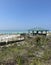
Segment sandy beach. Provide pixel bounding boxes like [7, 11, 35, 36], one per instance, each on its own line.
[0, 34, 24, 44]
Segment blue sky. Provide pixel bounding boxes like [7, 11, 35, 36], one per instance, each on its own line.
[0, 0, 51, 30]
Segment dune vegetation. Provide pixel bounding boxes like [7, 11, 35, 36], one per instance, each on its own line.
[0, 35, 51, 65]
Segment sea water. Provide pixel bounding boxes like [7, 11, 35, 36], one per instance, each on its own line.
[0, 30, 28, 34]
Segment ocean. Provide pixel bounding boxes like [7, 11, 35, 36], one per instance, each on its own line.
[0, 30, 28, 34]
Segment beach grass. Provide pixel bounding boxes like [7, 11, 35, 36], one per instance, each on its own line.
[0, 35, 51, 65]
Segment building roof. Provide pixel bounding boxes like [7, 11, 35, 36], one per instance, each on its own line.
[28, 27, 48, 31]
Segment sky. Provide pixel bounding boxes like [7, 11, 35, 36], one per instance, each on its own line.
[0, 0, 51, 30]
